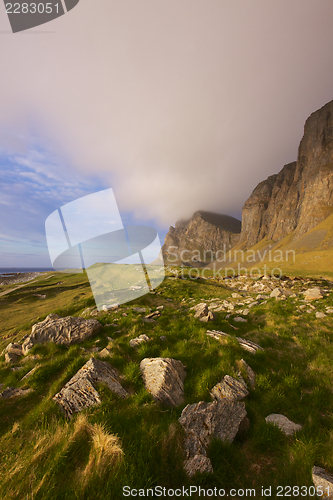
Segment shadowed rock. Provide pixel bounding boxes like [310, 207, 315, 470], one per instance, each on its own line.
[140, 357, 186, 407]
[53, 357, 128, 418]
[0, 386, 33, 399]
[22, 314, 103, 354]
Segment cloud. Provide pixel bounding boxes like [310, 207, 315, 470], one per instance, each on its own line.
[0, 0, 333, 236]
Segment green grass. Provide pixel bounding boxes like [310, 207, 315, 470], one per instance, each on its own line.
[0, 270, 333, 498]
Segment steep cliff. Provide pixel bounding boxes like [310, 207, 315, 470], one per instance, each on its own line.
[162, 211, 241, 265]
[240, 100, 333, 248]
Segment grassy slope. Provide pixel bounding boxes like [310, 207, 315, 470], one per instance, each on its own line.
[1, 271, 333, 498]
[205, 213, 333, 279]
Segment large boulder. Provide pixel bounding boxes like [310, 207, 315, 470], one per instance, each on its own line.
[179, 400, 248, 476]
[53, 357, 128, 418]
[22, 314, 102, 354]
[140, 357, 186, 407]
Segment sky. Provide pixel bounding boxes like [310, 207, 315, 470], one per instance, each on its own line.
[1, 0, 333, 267]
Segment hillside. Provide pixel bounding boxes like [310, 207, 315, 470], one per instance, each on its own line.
[1, 271, 333, 497]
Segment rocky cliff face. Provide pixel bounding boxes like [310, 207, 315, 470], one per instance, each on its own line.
[163, 99, 333, 262]
[162, 211, 241, 265]
[240, 100, 333, 248]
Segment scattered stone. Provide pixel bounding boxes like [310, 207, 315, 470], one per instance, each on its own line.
[210, 375, 249, 402]
[129, 334, 150, 347]
[199, 311, 216, 322]
[316, 312, 327, 319]
[140, 357, 186, 407]
[106, 336, 114, 342]
[122, 313, 128, 317]
[265, 414, 302, 436]
[53, 357, 128, 418]
[233, 317, 247, 323]
[206, 330, 263, 353]
[0, 387, 33, 399]
[156, 305, 164, 310]
[22, 314, 103, 354]
[191, 303, 209, 318]
[101, 304, 119, 311]
[144, 311, 161, 320]
[179, 400, 248, 475]
[4, 343, 23, 363]
[98, 347, 112, 358]
[270, 288, 282, 298]
[312, 467, 333, 498]
[239, 359, 256, 387]
[184, 455, 214, 477]
[32, 293, 46, 299]
[326, 308, 333, 314]
[232, 293, 242, 299]
[20, 365, 39, 381]
[10, 367, 23, 372]
[304, 288, 324, 301]
[132, 308, 147, 313]
[160, 335, 167, 341]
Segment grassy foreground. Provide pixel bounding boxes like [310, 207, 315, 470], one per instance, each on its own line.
[1, 270, 333, 499]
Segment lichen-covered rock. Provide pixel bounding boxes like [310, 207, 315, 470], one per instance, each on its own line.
[265, 414, 302, 435]
[210, 375, 249, 402]
[140, 357, 186, 407]
[312, 467, 333, 498]
[22, 314, 102, 354]
[53, 357, 128, 418]
[179, 400, 248, 475]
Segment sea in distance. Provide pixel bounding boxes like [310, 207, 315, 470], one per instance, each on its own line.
[0, 268, 54, 276]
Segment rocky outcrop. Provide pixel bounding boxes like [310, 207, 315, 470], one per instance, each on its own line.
[140, 357, 186, 407]
[4, 343, 23, 363]
[53, 357, 128, 418]
[162, 211, 241, 265]
[240, 100, 333, 247]
[22, 314, 102, 354]
[312, 467, 333, 498]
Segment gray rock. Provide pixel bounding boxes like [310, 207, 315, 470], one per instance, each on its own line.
[4, 343, 23, 363]
[160, 335, 167, 341]
[132, 307, 148, 313]
[192, 303, 209, 318]
[140, 357, 186, 407]
[265, 414, 302, 435]
[179, 400, 248, 475]
[144, 311, 161, 319]
[206, 330, 263, 353]
[0, 387, 33, 399]
[210, 375, 249, 402]
[22, 314, 102, 354]
[20, 365, 39, 381]
[184, 455, 214, 477]
[312, 467, 333, 498]
[270, 288, 282, 298]
[316, 312, 327, 319]
[199, 311, 216, 322]
[304, 288, 324, 301]
[129, 334, 150, 347]
[53, 357, 128, 418]
[234, 317, 247, 323]
[239, 359, 256, 387]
